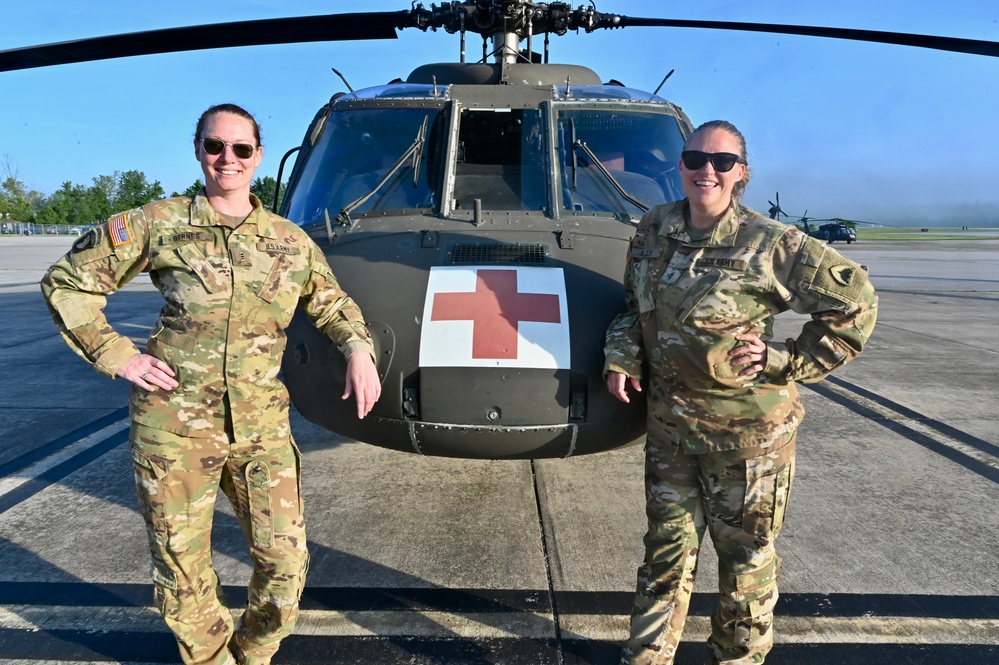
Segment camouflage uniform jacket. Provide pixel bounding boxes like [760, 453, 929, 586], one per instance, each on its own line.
[604, 200, 878, 453]
[41, 192, 376, 439]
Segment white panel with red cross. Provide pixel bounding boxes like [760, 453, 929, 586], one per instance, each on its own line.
[419, 266, 570, 368]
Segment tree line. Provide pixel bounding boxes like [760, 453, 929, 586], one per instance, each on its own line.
[1, 167, 280, 227]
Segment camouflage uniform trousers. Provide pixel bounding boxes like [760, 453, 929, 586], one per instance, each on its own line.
[621, 428, 795, 665]
[130, 422, 309, 665]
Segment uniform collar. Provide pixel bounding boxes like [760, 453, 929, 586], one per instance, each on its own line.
[659, 199, 743, 247]
[190, 191, 278, 239]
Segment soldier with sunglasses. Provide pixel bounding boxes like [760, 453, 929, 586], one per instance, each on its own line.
[41, 103, 381, 665]
[605, 120, 878, 665]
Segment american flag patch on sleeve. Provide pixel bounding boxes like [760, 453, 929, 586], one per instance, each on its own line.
[108, 215, 132, 246]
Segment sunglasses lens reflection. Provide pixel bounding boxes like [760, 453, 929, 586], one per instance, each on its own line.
[713, 154, 738, 172]
[681, 151, 708, 170]
[202, 138, 225, 155]
[232, 144, 255, 159]
[201, 138, 255, 159]
[681, 151, 740, 173]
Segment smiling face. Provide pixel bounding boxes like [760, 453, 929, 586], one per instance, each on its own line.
[195, 112, 262, 200]
[679, 126, 747, 226]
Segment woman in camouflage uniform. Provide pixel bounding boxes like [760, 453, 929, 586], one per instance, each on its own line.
[605, 120, 877, 664]
[41, 103, 381, 665]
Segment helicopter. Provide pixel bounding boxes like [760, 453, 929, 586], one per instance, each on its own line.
[771, 192, 879, 242]
[3, 2, 997, 459]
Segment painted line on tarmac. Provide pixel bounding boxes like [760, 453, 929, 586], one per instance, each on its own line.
[0, 417, 129, 514]
[0, 631, 994, 665]
[563, 615, 999, 645]
[5, 583, 995, 619]
[1, 586, 996, 663]
[1, 604, 998, 645]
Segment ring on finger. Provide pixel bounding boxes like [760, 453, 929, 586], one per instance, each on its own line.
[141, 372, 149, 380]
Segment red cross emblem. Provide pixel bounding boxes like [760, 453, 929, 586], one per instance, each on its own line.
[430, 269, 561, 359]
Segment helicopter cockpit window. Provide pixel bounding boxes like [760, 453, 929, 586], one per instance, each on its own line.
[451, 108, 546, 212]
[555, 109, 686, 217]
[283, 107, 439, 225]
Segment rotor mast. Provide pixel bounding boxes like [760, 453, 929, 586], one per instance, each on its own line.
[408, 1, 624, 65]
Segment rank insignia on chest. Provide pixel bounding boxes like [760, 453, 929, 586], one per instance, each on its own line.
[108, 215, 132, 247]
[230, 247, 253, 266]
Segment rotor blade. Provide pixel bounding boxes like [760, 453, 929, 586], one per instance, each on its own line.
[832, 218, 884, 226]
[611, 17, 999, 58]
[0, 12, 407, 72]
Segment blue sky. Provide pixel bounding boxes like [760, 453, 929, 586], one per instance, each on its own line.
[2, 0, 998, 226]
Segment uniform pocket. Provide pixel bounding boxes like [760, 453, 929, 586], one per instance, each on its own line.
[257, 254, 290, 303]
[174, 244, 230, 294]
[129, 446, 179, 591]
[673, 271, 722, 324]
[290, 437, 305, 518]
[634, 260, 656, 314]
[149, 324, 198, 353]
[742, 457, 794, 539]
[245, 460, 275, 549]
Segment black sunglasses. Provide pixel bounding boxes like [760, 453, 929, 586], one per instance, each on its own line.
[199, 137, 257, 160]
[680, 150, 744, 173]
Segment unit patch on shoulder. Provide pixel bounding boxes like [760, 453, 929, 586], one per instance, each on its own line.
[71, 226, 104, 253]
[108, 215, 132, 247]
[829, 265, 856, 287]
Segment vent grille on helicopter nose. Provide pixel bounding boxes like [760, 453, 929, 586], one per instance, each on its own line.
[449, 243, 548, 265]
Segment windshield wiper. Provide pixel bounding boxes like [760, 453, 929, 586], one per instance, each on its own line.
[569, 118, 578, 190]
[571, 139, 650, 213]
[412, 115, 429, 188]
[336, 118, 429, 226]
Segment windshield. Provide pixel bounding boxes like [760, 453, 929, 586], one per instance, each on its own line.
[554, 109, 686, 217]
[451, 108, 547, 212]
[284, 107, 440, 225]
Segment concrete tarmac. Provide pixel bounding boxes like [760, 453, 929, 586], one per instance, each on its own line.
[1, 235, 997, 664]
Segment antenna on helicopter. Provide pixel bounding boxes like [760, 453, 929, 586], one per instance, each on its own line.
[331, 67, 354, 93]
[653, 69, 675, 96]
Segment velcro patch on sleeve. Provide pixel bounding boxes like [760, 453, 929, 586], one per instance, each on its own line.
[798, 250, 867, 306]
[257, 241, 301, 255]
[108, 215, 133, 247]
[54, 296, 94, 330]
[70, 226, 114, 266]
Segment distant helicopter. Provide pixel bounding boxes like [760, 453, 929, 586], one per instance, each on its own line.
[3, 2, 996, 458]
[771, 192, 877, 242]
